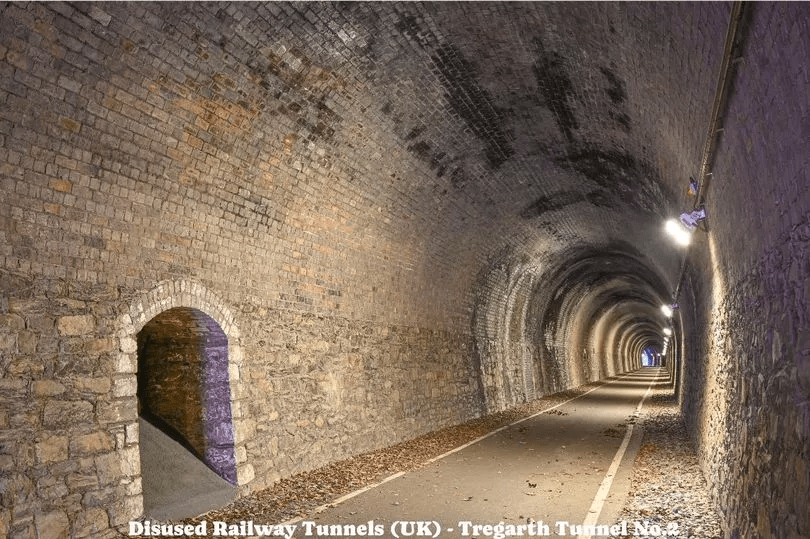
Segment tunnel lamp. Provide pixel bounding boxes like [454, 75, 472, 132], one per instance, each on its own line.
[661, 304, 674, 317]
[665, 219, 693, 246]
[663, 328, 672, 336]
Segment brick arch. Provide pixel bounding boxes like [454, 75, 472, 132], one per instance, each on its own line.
[116, 279, 254, 503]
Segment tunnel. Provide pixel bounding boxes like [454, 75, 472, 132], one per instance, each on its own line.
[0, 2, 808, 538]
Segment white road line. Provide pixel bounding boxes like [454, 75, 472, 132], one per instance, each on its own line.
[278, 371, 642, 527]
[576, 371, 659, 539]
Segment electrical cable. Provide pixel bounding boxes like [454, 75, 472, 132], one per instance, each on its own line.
[670, 1, 746, 306]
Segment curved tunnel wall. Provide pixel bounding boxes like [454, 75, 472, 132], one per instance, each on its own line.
[675, 3, 810, 536]
[0, 2, 807, 537]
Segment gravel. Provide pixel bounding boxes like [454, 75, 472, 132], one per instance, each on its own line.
[153, 380, 723, 538]
[611, 389, 724, 539]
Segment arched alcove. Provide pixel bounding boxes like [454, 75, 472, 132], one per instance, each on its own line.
[137, 307, 237, 484]
[116, 279, 251, 520]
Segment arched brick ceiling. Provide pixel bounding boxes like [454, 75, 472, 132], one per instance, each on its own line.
[192, 1, 730, 370]
[10, 1, 732, 373]
[274, 1, 730, 338]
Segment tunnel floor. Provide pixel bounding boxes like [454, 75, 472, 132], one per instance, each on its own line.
[293, 369, 665, 538]
[139, 417, 237, 521]
[178, 369, 722, 538]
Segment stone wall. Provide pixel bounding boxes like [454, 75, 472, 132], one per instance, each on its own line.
[677, 3, 810, 537]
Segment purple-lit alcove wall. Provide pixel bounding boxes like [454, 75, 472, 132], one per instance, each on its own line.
[137, 307, 237, 484]
[198, 312, 238, 485]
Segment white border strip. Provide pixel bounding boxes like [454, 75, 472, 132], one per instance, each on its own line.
[280, 371, 641, 527]
[576, 372, 659, 539]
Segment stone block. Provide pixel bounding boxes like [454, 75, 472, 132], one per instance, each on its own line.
[96, 399, 137, 424]
[31, 379, 66, 396]
[125, 422, 138, 445]
[118, 336, 137, 353]
[0, 377, 28, 393]
[66, 472, 99, 490]
[35, 435, 68, 464]
[71, 507, 108, 538]
[0, 332, 15, 352]
[42, 400, 93, 427]
[115, 353, 136, 373]
[81, 486, 117, 508]
[112, 375, 136, 397]
[56, 315, 95, 336]
[111, 495, 142, 526]
[94, 451, 122, 486]
[17, 331, 36, 354]
[87, 338, 114, 354]
[70, 431, 114, 455]
[233, 418, 256, 441]
[74, 376, 111, 394]
[0, 313, 24, 330]
[237, 463, 255, 485]
[119, 445, 140, 477]
[87, 5, 112, 26]
[25, 314, 55, 334]
[124, 476, 141, 496]
[36, 477, 68, 500]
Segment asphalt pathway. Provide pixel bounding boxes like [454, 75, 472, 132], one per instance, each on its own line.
[139, 417, 237, 521]
[288, 368, 668, 539]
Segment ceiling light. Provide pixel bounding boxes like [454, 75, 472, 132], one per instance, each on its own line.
[661, 304, 673, 317]
[663, 328, 672, 336]
[665, 219, 692, 246]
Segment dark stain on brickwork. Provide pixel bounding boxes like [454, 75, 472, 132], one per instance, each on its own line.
[558, 149, 637, 190]
[406, 125, 425, 140]
[450, 166, 470, 190]
[600, 66, 626, 105]
[407, 140, 448, 173]
[407, 140, 432, 160]
[611, 111, 631, 133]
[558, 148, 664, 213]
[520, 189, 616, 218]
[531, 39, 579, 143]
[521, 191, 586, 217]
[395, 14, 434, 49]
[521, 147, 664, 217]
[431, 44, 515, 169]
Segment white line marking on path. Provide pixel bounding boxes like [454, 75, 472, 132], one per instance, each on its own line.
[279, 371, 644, 527]
[576, 371, 660, 539]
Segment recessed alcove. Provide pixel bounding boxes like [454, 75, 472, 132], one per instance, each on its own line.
[137, 307, 238, 517]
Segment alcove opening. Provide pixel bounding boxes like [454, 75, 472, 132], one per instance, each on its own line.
[137, 307, 237, 486]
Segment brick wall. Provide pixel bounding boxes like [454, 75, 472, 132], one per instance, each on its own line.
[0, 3, 486, 535]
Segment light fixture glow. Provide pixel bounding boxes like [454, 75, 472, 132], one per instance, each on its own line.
[661, 304, 674, 317]
[663, 328, 672, 336]
[665, 219, 693, 246]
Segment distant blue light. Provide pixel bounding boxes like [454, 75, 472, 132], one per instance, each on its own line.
[641, 347, 658, 367]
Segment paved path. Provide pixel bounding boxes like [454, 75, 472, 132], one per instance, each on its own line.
[139, 417, 236, 521]
[288, 368, 667, 539]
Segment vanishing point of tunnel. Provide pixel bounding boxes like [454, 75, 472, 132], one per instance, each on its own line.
[1, 2, 808, 538]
